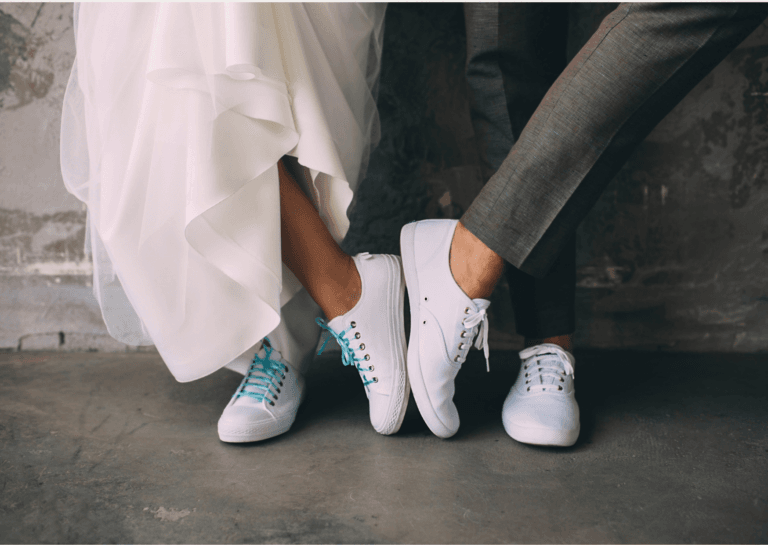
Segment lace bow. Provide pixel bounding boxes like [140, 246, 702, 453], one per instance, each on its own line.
[463, 299, 491, 372]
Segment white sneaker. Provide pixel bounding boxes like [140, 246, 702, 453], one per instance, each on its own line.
[317, 253, 409, 435]
[502, 343, 580, 446]
[400, 219, 490, 439]
[218, 338, 305, 443]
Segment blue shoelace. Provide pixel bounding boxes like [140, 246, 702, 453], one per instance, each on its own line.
[316, 317, 375, 390]
[234, 337, 287, 404]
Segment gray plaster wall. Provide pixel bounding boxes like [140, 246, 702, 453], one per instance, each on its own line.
[1, 3, 767, 353]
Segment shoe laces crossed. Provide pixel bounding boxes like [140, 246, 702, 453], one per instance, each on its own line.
[316, 317, 376, 390]
[519, 345, 574, 394]
[458, 300, 491, 371]
[234, 337, 288, 405]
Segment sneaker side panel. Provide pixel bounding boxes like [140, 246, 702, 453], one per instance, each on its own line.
[400, 222, 458, 439]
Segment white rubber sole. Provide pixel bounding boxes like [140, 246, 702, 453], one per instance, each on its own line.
[502, 419, 580, 447]
[218, 381, 305, 443]
[374, 255, 411, 435]
[218, 411, 298, 443]
[400, 223, 456, 439]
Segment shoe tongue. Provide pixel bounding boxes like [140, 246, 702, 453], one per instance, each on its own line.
[236, 365, 271, 402]
[531, 353, 562, 385]
[235, 393, 267, 408]
[234, 346, 286, 406]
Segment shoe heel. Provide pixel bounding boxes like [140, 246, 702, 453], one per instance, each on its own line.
[382, 253, 410, 435]
[399, 222, 422, 400]
[400, 223, 455, 439]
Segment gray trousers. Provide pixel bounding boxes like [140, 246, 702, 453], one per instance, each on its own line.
[464, 3, 615, 338]
[462, 3, 768, 279]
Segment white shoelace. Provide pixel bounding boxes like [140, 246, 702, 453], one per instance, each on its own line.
[462, 299, 491, 371]
[519, 345, 574, 393]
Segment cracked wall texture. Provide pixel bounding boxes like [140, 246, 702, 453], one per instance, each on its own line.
[1, 3, 767, 353]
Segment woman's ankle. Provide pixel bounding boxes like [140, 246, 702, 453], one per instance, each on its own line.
[318, 254, 362, 321]
[449, 221, 504, 299]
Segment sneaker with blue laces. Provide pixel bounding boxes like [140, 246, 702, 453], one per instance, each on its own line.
[502, 343, 580, 446]
[217, 338, 304, 443]
[317, 252, 409, 435]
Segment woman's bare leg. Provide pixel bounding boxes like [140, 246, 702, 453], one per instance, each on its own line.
[278, 159, 361, 321]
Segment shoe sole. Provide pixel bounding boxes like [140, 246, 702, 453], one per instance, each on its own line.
[374, 254, 411, 436]
[218, 412, 297, 443]
[400, 223, 456, 439]
[218, 380, 305, 443]
[502, 419, 580, 447]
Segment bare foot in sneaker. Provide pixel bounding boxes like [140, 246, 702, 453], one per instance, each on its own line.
[220, 159, 408, 443]
[317, 253, 409, 436]
[279, 163, 408, 436]
[400, 219, 500, 438]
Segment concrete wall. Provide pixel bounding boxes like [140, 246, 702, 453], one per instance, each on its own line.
[0, 4, 111, 351]
[2, 3, 767, 353]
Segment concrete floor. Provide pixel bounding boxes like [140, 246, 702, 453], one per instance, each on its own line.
[1, 349, 767, 543]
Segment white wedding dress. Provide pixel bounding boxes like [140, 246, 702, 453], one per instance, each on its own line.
[61, 3, 386, 382]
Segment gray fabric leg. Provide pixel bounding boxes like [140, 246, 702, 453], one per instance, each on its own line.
[462, 3, 768, 278]
[465, 2, 575, 337]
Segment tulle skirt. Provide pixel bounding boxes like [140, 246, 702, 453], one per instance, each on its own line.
[60, 3, 386, 382]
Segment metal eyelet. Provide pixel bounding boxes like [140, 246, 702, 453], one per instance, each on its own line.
[368, 365, 374, 371]
[423, 320, 427, 325]
[359, 343, 365, 350]
[525, 373, 528, 377]
[355, 332, 361, 339]
[460, 331, 467, 338]
[364, 354, 370, 361]
[454, 355, 461, 362]
[558, 386, 563, 391]
[464, 307, 470, 314]
[526, 387, 530, 392]
[269, 400, 275, 406]
[525, 380, 530, 384]
[350, 321, 356, 328]
[285, 368, 290, 373]
[459, 343, 465, 350]
[279, 381, 283, 386]
[373, 377, 378, 383]
[424, 297, 428, 301]
[560, 377, 564, 382]
[276, 388, 281, 393]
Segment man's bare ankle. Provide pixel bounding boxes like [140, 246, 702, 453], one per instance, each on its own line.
[449, 221, 504, 299]
[526, 335, 574, 352]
